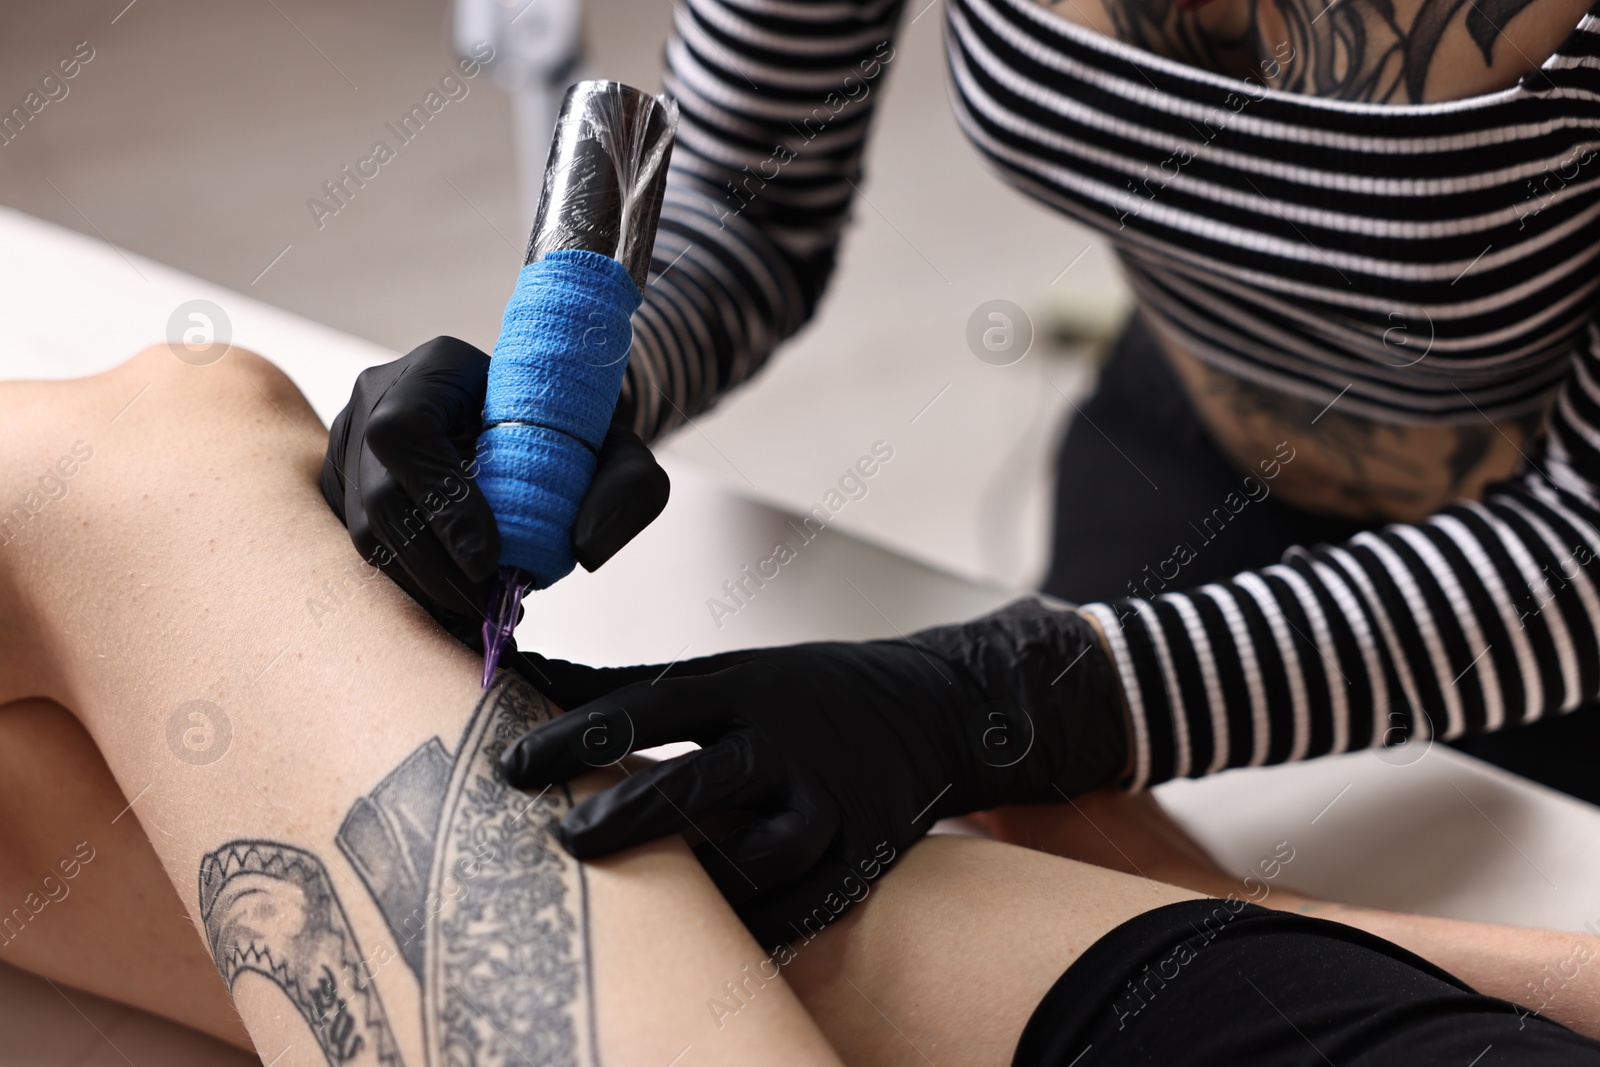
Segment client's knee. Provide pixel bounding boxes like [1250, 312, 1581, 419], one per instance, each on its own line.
[1, 341, 332, 536]
[94, 343, 325, 472]
[116, 342, 317, 430]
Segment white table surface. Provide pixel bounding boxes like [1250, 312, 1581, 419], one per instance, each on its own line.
[4, 205, 1600, 1063]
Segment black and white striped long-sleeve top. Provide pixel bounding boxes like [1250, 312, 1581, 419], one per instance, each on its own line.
[622, 0, 1600, 790]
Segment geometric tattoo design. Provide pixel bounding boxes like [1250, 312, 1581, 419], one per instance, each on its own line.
[201, 676, 596, 1067]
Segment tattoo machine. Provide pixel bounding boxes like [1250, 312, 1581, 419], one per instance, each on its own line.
[475, 80, 677, 686]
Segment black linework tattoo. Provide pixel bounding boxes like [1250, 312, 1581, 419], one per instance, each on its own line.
[201, 677, 597, 1067]
[1103, 0, 1263, 82]
[1272, 0, 1541, 102]
[337, 740, 452, 980]
[200, 842, 405, 1066]
[1090, 0, 1546, 103]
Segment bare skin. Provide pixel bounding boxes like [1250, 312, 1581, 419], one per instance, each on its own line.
[0, 696, 248, 1045]
[1037, 0, 1579, 522]
[1162, 334, 1549, 521]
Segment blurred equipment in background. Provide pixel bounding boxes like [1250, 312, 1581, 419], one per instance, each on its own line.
[453, 0, 586, 232]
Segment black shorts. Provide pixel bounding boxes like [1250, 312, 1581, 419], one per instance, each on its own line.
[1012, 899, 1600, 1066]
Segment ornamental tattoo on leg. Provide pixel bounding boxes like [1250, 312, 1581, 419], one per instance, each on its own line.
[199, 678, 598, 1067]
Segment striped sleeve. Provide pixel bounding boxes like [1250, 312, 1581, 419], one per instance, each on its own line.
[619, 0, 906, 440]
[1082, 322, 1600, 791]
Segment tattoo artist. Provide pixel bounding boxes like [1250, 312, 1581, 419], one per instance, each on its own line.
[319, 0, 1600, 949]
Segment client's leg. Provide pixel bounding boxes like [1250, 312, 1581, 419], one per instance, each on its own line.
[778, 835, 1201, 1066]
[0, 346, 841, 1067]
[0, 696, 249, 1047]
[0, 694, 1208, 1066]
[0, 696, 1204, 1067]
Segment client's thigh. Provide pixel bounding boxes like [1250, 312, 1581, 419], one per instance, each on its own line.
[0, 347, 840, 1067]
[780, 834, 1203, 1067]
[0, 696, 248, 1046]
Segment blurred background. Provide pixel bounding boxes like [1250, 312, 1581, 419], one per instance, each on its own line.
[0, 0, 1129, 593]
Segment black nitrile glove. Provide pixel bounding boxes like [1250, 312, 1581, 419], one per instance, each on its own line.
[321, 335, 670, 628]
[499, 599, 1129, 949]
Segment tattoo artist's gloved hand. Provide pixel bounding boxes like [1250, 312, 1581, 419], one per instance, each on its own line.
[320, 335, 670, 630]
[499, 600, 1129, 948]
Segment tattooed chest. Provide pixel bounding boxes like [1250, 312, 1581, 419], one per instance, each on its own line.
[1046, 0, 1592, 103]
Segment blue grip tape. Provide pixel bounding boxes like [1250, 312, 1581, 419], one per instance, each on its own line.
[478, 248, 643, 587]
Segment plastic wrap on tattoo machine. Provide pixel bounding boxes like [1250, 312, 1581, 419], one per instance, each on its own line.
[477, 81, 678, 686]
[523, 80, 678, 287]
